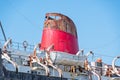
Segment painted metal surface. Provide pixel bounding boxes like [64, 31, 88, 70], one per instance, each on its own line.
[0, 13, 120, 80]
[1, 39, 120, 80]
[40, 13, 79, 54]
[50, 51, 86, 67]
[2, 67, 67, 80]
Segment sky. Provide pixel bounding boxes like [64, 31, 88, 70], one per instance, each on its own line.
[0, 0, 120, 65]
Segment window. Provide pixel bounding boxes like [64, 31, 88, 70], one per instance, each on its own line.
[43, 15, 77, 37]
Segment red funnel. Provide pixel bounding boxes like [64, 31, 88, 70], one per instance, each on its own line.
[40, 13, 79, 55]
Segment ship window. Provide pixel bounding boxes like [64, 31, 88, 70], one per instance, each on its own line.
[66, 24, 71, 33]
[47, 16, 61, 20]
[57, 20, 77, 36]
[71, 26, 76, 36]
[38, 72, 40, 74]
[61, 20, 67, 32]
[44, 15, 77, 37]
[55, 16, 61, 20]
[45, 16, 47, 20]
[48, 16, 55, 20]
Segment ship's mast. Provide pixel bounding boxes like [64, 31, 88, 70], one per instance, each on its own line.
[0, 21, 7, 41]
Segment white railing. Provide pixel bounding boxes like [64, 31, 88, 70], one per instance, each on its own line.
[0, 39, 35, 52]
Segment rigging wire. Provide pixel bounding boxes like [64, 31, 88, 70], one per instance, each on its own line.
[2, 0, 120, 61]
[0, 38, 117, 59]
[0, 21, 7, 41]
[94, 53, 116, 58]
[82, 35, 120, 50]
[7, 0, 43, 30]
[80, 34, 120, 59]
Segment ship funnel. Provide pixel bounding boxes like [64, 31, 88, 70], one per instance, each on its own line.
[40, 13, 79, 54]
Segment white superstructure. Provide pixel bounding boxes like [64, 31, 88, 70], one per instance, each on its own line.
[0, 39, 120, 80]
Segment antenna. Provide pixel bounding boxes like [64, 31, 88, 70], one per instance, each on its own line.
[0, 21, 7, 41]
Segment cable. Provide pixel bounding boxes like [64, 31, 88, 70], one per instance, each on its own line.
[94, 53, 116, 58]
[7, 0, 43, 30]
[0, 21, 7, 41]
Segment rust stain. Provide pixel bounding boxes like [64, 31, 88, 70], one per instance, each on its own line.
[44, 13, 77, 37]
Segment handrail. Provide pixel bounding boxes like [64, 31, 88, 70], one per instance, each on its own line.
[33, 43, 39, 57]
[31, 43, 50, 76]
[32, 56, 50, 76]
[2, 39, 18, 72]
[48, 63, 62, 77]
[112, 56, 120, 76]
[88, 64, 101, 80]
[84, 58, 101, 80]
[86, 51, 94, 58]
[91, 70, 101, 80]
[76, 49, 84, 56]
[2, 54, 18, 70]
[0, 39, 34, 52]
[3, 39, 12, 50]
[45, 45, 63, 77]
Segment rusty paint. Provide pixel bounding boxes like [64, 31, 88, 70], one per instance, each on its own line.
[40, 13, 79, 54]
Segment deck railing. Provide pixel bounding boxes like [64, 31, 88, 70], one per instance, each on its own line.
[0, 39, 35, 52]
